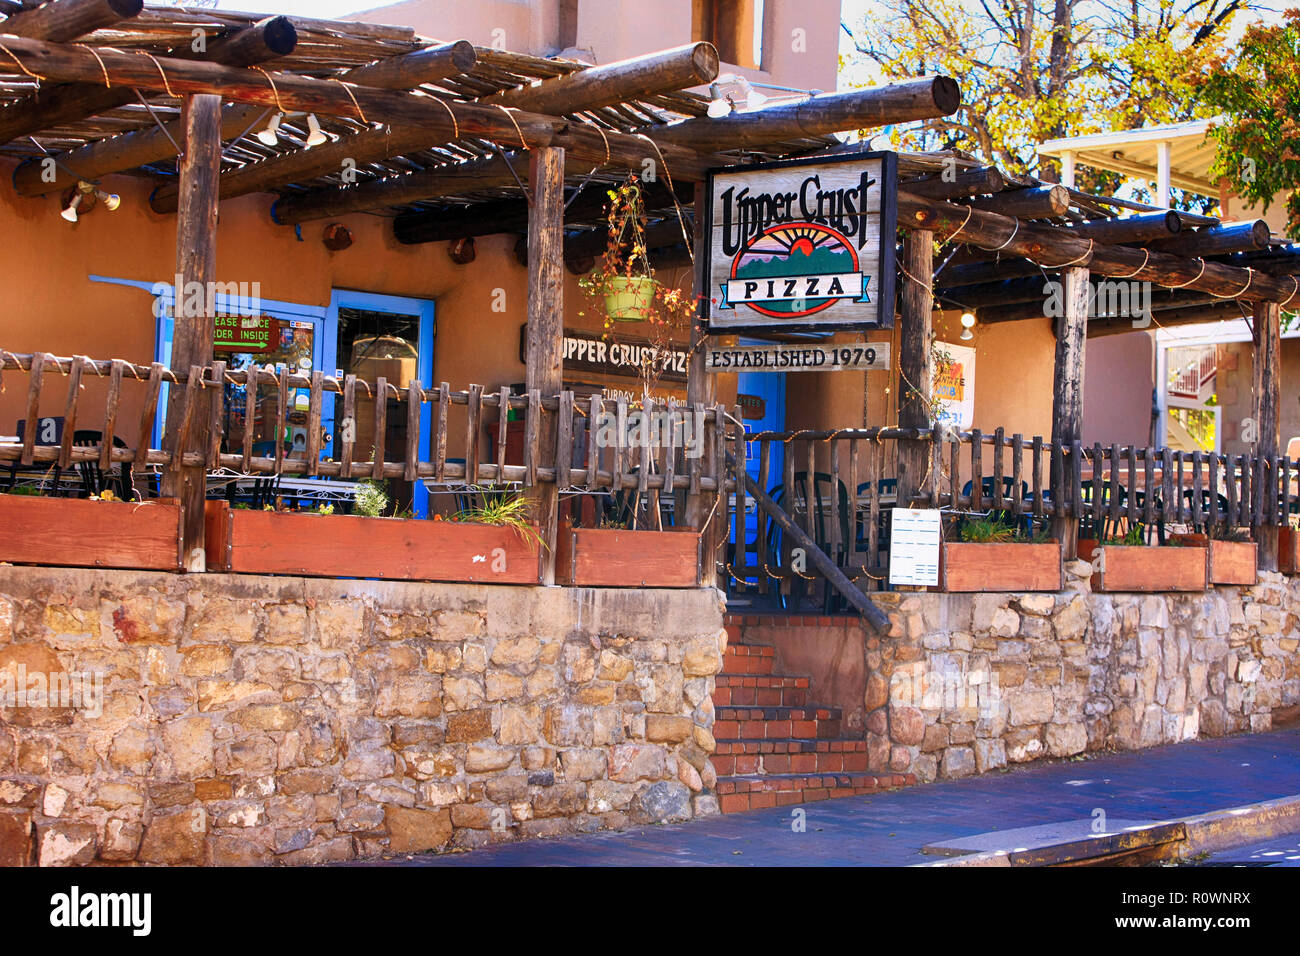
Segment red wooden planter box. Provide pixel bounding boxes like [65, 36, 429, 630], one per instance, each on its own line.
[204, 501, 538, 584]
[1280, 528, 1300, 574]
[555, 522, 700, 588]
[1171, 534, 1257, 586]
[940, 541, 1063, 592]
[0, 494, 182, 571]
[1078, 539, 1208, 592]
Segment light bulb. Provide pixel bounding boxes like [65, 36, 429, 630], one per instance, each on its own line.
[960, 328, 974, 341]
[97, 190, 121, 211]
[960, 311, 977, 329]
[305, 114, 328, 148]
[60, 193, 81, 223]
[706, 84, 731, 118]
[256, 113, 282, 147]
[745, 88, 768, 110]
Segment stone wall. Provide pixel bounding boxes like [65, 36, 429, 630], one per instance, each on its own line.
[733, 561, 1300, 784]
[0, 568, 725, 866]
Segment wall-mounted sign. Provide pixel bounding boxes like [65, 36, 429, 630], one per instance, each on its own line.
[736, 393, 767, 419]
[706, 342, 890, 373]
[703, 150, 897, 334]
[518, 325, 688, 383]
[889, 508, 942, 587]
[933, 342, 976, 429]
[214, 314, 280, 353]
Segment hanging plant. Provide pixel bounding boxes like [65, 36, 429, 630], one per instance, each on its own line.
[578, 175, 699, 331]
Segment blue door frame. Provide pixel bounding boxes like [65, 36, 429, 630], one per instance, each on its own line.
[734, 351, 786, 579]
[326, 290, 436, 518]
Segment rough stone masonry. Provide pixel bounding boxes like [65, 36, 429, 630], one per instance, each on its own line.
[0, 568, 726, 866]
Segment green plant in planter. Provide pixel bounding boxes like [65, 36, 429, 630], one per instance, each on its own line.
[453, 487, 545, 551]
[1103, 525, 1147, 547]
[952, 515, 1050, 544]
[577, 176, 697, 331]
[354, 480, 389, 518]
[1210, 525, 1252, 542]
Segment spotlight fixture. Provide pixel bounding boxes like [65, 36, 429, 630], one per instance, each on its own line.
[97, 189, 121, 211]
[256, 113, 283, 147]
[960, 311, 977, 341]
[60, 192, 82, 223]
[305, 114, 328, 148]
[706, 84, 731, 118]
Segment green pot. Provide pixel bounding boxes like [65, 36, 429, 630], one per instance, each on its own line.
[603, 276, 656, 322]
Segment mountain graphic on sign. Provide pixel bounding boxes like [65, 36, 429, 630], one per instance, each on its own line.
[731, 224, 859, 316]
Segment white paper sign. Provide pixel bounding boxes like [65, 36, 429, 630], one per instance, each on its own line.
[889, 508, 942, 587]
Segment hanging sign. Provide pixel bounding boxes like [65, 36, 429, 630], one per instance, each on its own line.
[214, 314, 280, 353]
[518, 325, 688, 383]
[703, 150, 897, 334]
[889, 508, 942, 587]
[933, 342, 976, 429]
[706, 341, 890, 373]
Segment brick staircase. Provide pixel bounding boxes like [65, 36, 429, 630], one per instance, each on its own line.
[711, 640, 913, 813]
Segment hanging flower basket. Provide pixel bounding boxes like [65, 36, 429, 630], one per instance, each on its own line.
[603, 276, 657, 321]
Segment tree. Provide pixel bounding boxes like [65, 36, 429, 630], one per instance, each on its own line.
[1199, 10, 1300, 239]
[845, 0, 1248, 191]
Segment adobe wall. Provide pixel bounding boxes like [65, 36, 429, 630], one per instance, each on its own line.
[0, 567, 725, 866]
[732, 562, 1300, 782]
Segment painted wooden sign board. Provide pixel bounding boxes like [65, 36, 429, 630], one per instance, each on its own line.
[518, 324, 688, 383]
[889, 508, 942, 587]
[703, 150, 898, 334]
[706, 341, 890, 373]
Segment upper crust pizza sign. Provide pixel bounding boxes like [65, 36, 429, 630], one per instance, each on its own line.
[705, 151, 897, 333]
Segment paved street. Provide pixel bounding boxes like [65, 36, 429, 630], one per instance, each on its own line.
[392, 729, 1300, 866]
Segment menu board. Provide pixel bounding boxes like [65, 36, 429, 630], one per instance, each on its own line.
[888, 509, 942, 587]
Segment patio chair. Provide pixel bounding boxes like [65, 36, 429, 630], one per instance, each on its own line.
[764, 472, 852, 613]
[71, 431, 135, 501]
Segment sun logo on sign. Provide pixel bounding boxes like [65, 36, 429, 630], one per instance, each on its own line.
[721, 222, 870, 318]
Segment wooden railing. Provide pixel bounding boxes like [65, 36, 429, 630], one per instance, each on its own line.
[726, 424, 1295, 602]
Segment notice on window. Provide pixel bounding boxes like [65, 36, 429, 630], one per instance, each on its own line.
[889, 508, 942, 587]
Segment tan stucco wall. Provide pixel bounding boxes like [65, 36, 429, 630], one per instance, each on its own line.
[0, 160, 726, 455]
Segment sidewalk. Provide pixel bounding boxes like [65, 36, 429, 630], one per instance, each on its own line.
[390, 729, 1300, 866]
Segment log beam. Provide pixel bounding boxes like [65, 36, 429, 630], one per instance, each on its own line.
[964, 184, 1069, 219]
[525, 146, 565, 585]
[161, 94, 222, 574]
[152, 41, 722, 215]
[649, 76, 960, 151]
[1253, 299, 1281, 572]
[1066, 211, 1182, 244]
[342, 40, 476, 90]
[393, 178, 692, 245]
[1051, 266, 1089, 559]
[904, 165, 1004, 201]
[1143, 220, 1272, 257]
[896, 231, 933, 510]
[899, 190, 1300, 304]
[685, 181, 717, 585]
[1, 0, 141, 41]
[1, 17, 298, 156]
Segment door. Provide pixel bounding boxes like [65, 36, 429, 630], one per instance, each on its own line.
[326, 290, 436, 518]
[733, 357, 786, 582]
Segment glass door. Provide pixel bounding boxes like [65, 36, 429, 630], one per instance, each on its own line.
[326, 290, 436, 518]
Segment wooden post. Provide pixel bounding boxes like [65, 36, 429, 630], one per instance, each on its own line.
[162, 94, 222, 572]
[524, 146, 565, 585]
[1253, 299, 1282, 572]
[896, 231, 933, 509]
[1051, 265, 1090, 559]
[685, 182, 719, 586]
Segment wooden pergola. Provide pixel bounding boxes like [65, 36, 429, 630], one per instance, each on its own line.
[2, 0, 1297, 590]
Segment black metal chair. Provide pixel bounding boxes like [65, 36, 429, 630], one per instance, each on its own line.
[764, 472, 852, 613]
[71, 431, 135, 500]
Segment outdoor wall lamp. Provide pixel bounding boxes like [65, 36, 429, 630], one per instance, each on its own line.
[60, 181, 120, 223]
[960, 311, 977, 341]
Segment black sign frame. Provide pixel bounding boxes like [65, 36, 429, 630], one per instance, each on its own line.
[702, 149, 898, 335]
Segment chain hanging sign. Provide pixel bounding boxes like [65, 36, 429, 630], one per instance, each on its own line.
[703, 150, 898, 334]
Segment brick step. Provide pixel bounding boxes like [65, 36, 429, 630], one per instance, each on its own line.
[711, 745, 871, 777]
[721, 644, 776, 676]
[717, 772, 914, 813]
[713, 675, 811, 708]
[713, 706, 843, 742]
[713, 738, 868, 755]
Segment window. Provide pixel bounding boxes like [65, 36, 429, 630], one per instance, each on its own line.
[693, 0, 764, 69]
